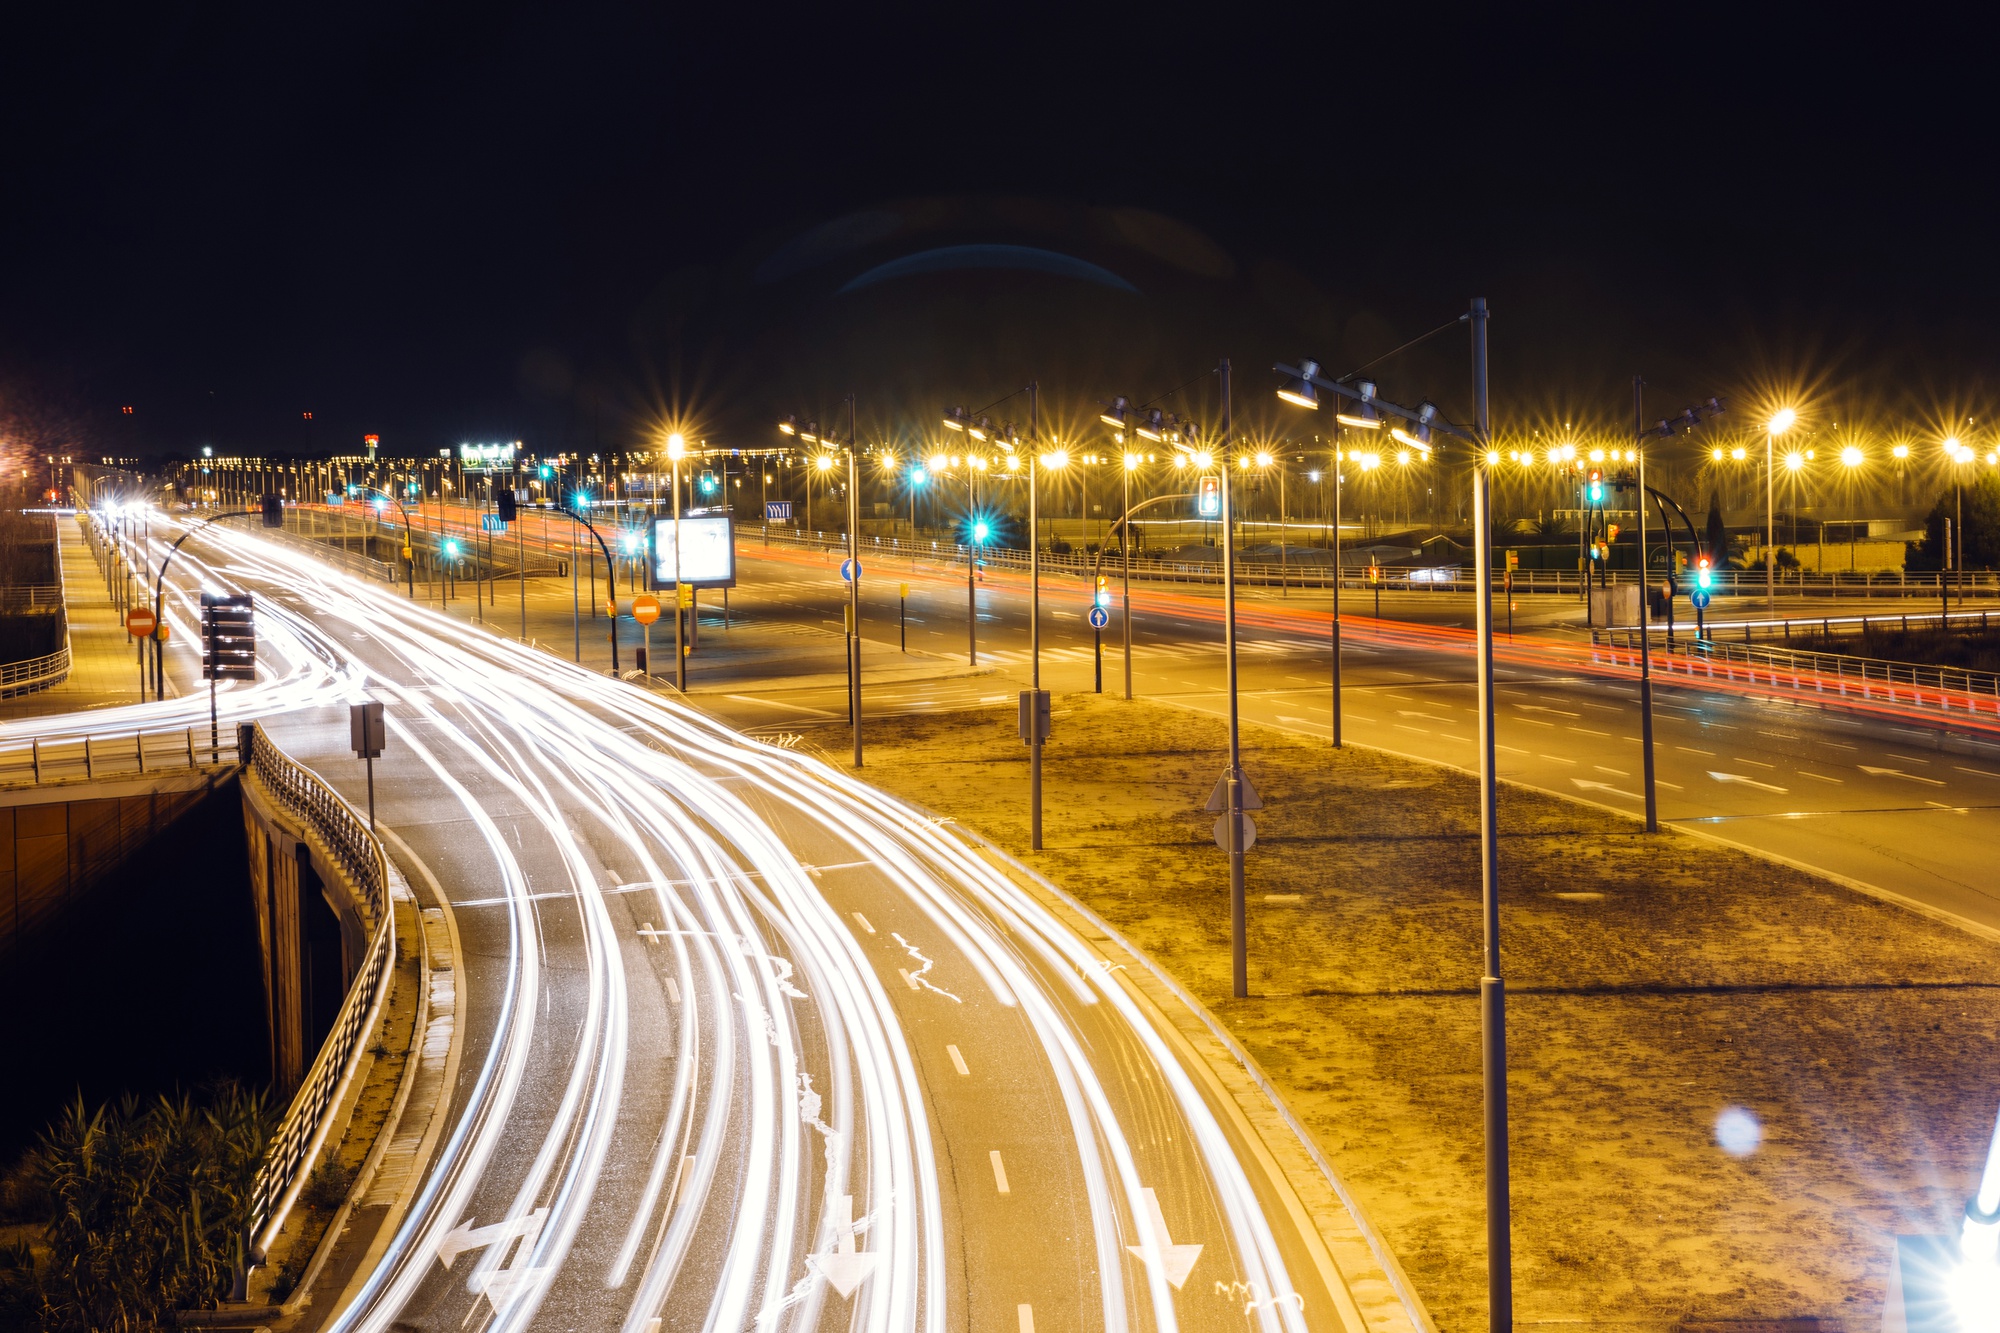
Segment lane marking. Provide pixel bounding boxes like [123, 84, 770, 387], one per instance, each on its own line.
[1858, 765, 1946, 786]
[1956, 766, 2000, 779]
[947, 1044, 970, 1076]
[851, 911, 876, 935]
[1019, 1306, 1035, 1333]
[1733, 758, 1777, 768]
[1594, 765, 1628, 776]
[640, 920, 658, 944]
[1796, 771, 1844, 784]
[665, 977, 681, 1005]
[1538, 754, 1577, 765]
[1927, 800, 1970, 813]
[1709, 770, 1789, 793]
[1677, 746, 1714, 756]
[990, 1150, 1010, 1195]
[1567, 727, 1611, 737]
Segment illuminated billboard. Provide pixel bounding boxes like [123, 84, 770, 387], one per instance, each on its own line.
[650, 515, 736, 588]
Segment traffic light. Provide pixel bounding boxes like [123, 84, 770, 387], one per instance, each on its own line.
[539, 463, 553, 480]
[1094, 574, 1111, 608]
[1587, 470, 1604, 504]
[698, 469, 718, 496]
[1674, 549, 1688, 574]
[1196, 475, 1221, 518]
[260, 493, 283, 527]
[1695, 553, 1714, 589]
[1606, 524, 1620, 544]
[495, 488, 517, 522]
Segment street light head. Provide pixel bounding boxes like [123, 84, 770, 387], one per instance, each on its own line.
[1731, 446, 1748, 461]
[1099, 395, 1131, 430]
[1768, 407, 1798, 435]
[814, 454, 837, 473]
[1334, 380, 1381, 430]
[1484, 449, 1501, 466]
[1191, 450, 1214, 470]
[1276, 360, 1321, 410]
[1254, 451, 1273, 468]
[1041, 450, 1069, 471]
[942, 407, 968, 433]
[1589, 448, 1605, 463]
[666, 432, 687, 459]
[927, 452, 949, 474]
[1124, 452, 1142, 471]
[1136, 410, 1165, 442]
[969, 416, 991, 442]
[1893, 443, 1911, 460]
[1784, 451, 1805, 472]
[776, 417, 796, 437]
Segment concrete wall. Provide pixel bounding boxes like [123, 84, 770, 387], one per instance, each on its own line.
[0, 771, 223, 957]
[239, 771, 369, 1094]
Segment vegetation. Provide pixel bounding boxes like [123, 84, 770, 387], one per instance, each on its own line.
[0, 1084, 274, 1332]
[1907, 474, 2000, 572]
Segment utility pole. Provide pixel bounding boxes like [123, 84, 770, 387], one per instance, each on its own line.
[1029, 382, 1045, 850]
[846, 396, 863, 767]
[1634, 377, 1659, 834]
[1331, 422, 1343, 747]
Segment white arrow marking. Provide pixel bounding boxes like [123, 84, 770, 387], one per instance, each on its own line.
[807, 1194, 879, 1298]
[1571, 778, 1642, 801]
[1858, 764, 1945, 786]
[1707, 770, 1789, 793]
[436, 1207, 547, 1269]
[1125, 1187, 1203, 1290]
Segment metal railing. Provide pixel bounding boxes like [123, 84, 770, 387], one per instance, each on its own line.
[0, 584, 63, 611]
[0, 633, 70, 698]
[242, 722, 394, 1262]
[1599, 606, 2000, 650]
[1585, 631, 2000, 718]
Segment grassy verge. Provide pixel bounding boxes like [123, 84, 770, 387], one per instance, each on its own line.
[820, 692, 2000, 1331]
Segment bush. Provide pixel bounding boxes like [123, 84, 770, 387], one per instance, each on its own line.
[0, 1083, 275, 1329]
[298, 1155, 354, 1214]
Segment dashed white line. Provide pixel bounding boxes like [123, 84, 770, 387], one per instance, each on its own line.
[852, 911, 876, 934]
[991, 1150, 1011, 1194]
[947, 1044, 970, 1076]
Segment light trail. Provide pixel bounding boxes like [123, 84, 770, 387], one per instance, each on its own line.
[26, 511, 1348, 1331]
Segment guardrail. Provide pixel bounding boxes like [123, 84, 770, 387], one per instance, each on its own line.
[0, 634, 70, 698]
[0, 585, 63, 611]
[241, 722, 394, 1265]
[1599, 606, 2000, 650]
[0, 725, 237, 785]
[1585, 630, 2000, 718]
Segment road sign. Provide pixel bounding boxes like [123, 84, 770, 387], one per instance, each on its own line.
[841, 558, 862, 582]
[350, 701, 385, 759]
[481, 514, 507, 533]
[631, 593, 662, 625]
[1213, 812, 1257, 852]
[1204, 768, 1263, 813]
[1017, 689, 1051, 745]
[126, 608, 156, 636]
[1088, 605, 1109, 629]
[766, 501, 793, 521]
[199, 593, 255, 681]
[1690, 589, 1711, 609]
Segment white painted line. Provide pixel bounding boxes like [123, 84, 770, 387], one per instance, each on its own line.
[640, 920, 658, 944]
[1956, 767, 2000, 779]
[1018, 1305, 1035, 1333]
[852, 911, 876, 934]
[899, 968, 920, 991]
[990, 1150, 1010, 1194]
[1733, 757, 1777, 768]
[665, 977, 681, 1005]
[1567, 727, 1611, 737]
[947, 1044, 970, 1076]
[1594, 765, 1628, 776]
[1538, 754, 1577, 765]
[1677, 746, 1714, 756]
[1795, 771, 1844, 784]
[1496, 743, 1529, 754]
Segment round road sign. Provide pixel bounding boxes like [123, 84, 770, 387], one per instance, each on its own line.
[1690, 589, 1711, 610]
[126, 608, 156, 636]
[1088, 605, 1109, 630]
[840, 558, 862, 582]
[1212, 812, 1257, 853]
[631, 593, 661, 625]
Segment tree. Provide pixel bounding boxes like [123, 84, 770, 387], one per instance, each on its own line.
[1907, 475, 2000, 573]
[1704, 491, 1728, 567]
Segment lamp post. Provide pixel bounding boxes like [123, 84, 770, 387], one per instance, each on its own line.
[1274, 297, 1506, 1333]
[667, 433, 686, 689]
[844, 397, 862, 768]
[1766, 407, 1797, 613]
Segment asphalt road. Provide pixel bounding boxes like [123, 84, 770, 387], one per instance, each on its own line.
[701, 542, 2000, 940]
[7, 516, 1363, 1333]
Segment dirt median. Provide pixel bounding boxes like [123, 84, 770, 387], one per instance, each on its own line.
[809, 692, 2000, 1331]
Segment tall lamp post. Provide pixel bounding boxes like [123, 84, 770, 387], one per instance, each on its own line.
[666, 433, 687, 689]
[1274, 297, 1505, 1333]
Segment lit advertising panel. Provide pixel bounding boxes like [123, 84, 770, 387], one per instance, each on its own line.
[650, 515, 736, 588]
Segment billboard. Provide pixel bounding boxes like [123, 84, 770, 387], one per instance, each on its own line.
[650, 515, 736, 588]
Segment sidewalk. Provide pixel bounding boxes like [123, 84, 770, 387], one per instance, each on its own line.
[0, 515, 149, 719]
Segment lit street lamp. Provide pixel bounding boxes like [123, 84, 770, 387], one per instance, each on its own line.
[1766, 406, 1798, 613]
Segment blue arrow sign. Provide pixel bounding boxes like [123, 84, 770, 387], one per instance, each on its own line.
[841, 558, 861, 582]
[1088, 605, 1109, 629]
[1690, 589, 1711, 610]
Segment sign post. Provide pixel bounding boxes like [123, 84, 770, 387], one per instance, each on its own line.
[631, 593, 661, 676]
[127, 608, 156, 700]
[200, 593, 254, 757]
[350, 700, 385, 829]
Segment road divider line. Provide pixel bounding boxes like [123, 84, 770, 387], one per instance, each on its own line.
[990, 1150, 1010, 1195]
[946, 1044, 969, 1076]
[1018, 1304, 1034, 1333]
[851, 911, 876, 934]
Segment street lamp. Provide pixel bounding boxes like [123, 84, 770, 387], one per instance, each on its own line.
[1766, 406, 1798, 613]
[666, 432, 687, 688]
[1274, 299, 1505, 1331]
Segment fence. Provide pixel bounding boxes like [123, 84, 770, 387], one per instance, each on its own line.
[241, 722, 394, 1263]
[0, 725, 238, 785]
[1586, 628, 2000, 718]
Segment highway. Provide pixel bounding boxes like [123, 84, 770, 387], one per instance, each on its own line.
[708, 543, 2000, 939]
[14, 513, 1373, 1333]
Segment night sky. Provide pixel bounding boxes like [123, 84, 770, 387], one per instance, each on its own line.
[3, 4, 1995, 459]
